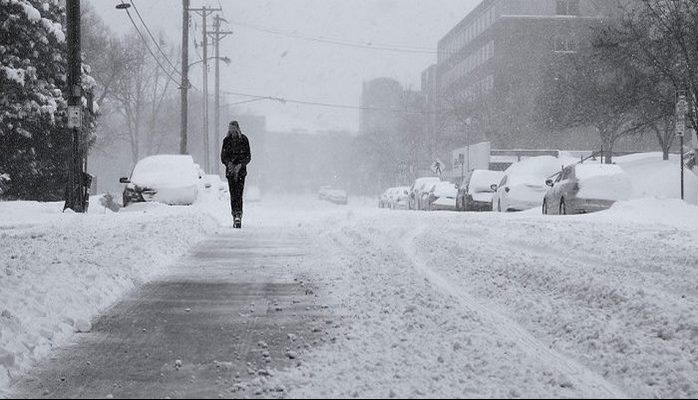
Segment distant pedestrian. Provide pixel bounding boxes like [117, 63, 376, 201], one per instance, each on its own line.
[221, 121, 251, 228]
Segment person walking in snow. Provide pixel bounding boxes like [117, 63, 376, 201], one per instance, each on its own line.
[221, 121, 251, 228]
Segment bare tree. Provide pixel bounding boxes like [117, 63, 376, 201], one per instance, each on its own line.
[110, 31, 178, 164]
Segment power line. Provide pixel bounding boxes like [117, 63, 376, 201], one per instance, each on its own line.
[129, 0, 182, 77]
[119, 1, 181, 87]
[230, 20, 442, 55]
[222, 89, 437, 115]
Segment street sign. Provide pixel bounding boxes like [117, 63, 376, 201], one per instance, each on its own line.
[68, 106, 82, 129]
[676, 93, 688, 137]
[431, 159, 445, 175]
[677, 120, 686, 137]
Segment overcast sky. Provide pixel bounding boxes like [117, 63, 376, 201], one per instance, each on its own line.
[89, 0, 479, 133]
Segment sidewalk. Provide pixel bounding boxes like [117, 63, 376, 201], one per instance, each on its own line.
[11, 228, 325, 399]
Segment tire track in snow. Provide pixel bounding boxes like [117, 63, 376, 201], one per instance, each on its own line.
[398, 225, 628, 399]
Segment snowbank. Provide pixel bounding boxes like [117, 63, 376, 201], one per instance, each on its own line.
[595, 197, 698, 228]
[0, 199, 218, 393]
[616, 153, 698, 204]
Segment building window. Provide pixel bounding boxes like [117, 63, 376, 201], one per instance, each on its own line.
[556, 0, 580, 16]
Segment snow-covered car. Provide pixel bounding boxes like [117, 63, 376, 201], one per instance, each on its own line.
[120, 155, 200, 207]
[318, 185, 333, 200]
[492, 156, 575, 212]
[379, 188, 392, 209]
[543, 163, 632, 215]
[409, 177, 441, 210]
[427, 181, 458, 211]
[390, 186, 410, 210]
[325, 189, 349, 205]
[456, 170, 504, 212]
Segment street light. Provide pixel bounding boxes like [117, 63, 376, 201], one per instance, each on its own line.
[115, 3, 131, 10]
[188, 56, 231, 68]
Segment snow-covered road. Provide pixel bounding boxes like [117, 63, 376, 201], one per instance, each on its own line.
[3, 195, 698, 398]
[263, 199, 698, 399]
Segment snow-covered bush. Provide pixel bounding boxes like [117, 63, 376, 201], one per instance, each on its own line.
[0, 0, 97, 200]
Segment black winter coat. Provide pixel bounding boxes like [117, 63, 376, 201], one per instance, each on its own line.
[221, 134, 251, 179]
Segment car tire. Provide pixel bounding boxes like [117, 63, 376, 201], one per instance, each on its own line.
[560, 199, 567, 215]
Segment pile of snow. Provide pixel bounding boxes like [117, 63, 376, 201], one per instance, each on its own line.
[575, 164, 632, 201]
[0, 199, 219, 392]
[596, 197, 698, 228]
[616, 153, 698, 204]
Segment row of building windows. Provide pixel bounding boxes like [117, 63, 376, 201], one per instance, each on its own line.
[455, 75, 495, 102]
[439, 4, 497, 63]
[441, 41, 495, 90]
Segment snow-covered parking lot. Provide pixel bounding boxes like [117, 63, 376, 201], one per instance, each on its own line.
[2, 194, 698, 398]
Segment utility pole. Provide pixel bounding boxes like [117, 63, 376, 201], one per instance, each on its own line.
[209, 15, 233, 176]
[677, 91, 688, 201]
[64, 0, 87, 213]
[189, 6, 220, 173]
[180, 0, 189, 155]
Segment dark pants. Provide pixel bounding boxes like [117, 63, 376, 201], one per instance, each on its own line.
[227, 176, 246, 218]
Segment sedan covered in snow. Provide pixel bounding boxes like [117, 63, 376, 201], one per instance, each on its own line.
[543, 163, 632, 215]
[492, 156, 575, 212]
[120, 155, 200, 207]
[427, 181, 458, 211]
[456, 170, 504, 212]
[409, 177, 441, 210]
[325, 189, 349, 205]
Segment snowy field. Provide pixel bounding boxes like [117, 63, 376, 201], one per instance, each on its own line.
[2, 188, 698, 398]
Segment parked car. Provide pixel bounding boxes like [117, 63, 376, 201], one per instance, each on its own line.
[427, 181, 458, 211]
[457, 170, 504, 212]
[390, 186, 410, 210]
[120, 155, 200, 207]
[379, 188, 392, 209]
[543, 163, 632, 215]
[325, 189, 349, 205]
[318, 185, 333, 200]
[492, 156, 575, 212]
[409, 177, 441, 210]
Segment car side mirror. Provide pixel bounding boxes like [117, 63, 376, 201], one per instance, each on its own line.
[490, 184, 498, 191]
[119, 177, 130, 184]
[546, 179, 554, 187]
